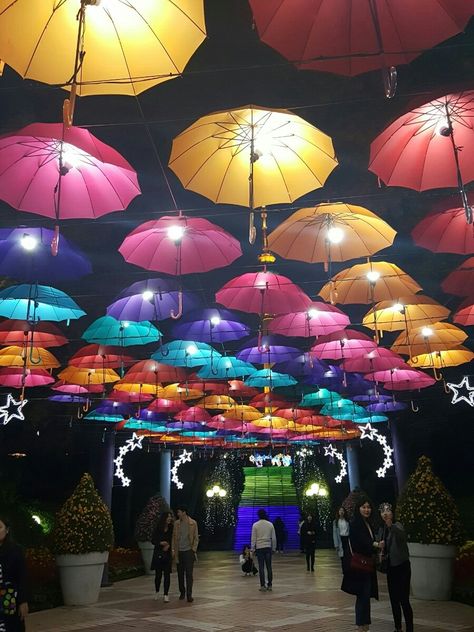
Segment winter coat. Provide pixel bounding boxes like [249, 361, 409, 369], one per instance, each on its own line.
[0, 542, 28, 632]
[151, 523, 173, 572]
[341, 518, 378, 600]
[300, 520, 317, 550]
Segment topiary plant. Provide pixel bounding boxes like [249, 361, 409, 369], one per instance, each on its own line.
[398, 456, 463, 545]
[342, 487, 371, 521]
[52, 473, 114, 555]
[134, 494, 169, 542]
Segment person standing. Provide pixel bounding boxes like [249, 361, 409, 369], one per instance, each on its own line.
[341, 498, 379, 632]
[300, 513, 317, 572]
[251, 509, 276, 592]
[333, 506, 350, 572]
[171, 506, 199, 603]
[272, 517, 286, 553]
[377, 503, 414, 632]
[0, 515, 28, 632]
[151, 511, 173, 602]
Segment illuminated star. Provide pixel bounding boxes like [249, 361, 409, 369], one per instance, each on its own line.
[126, 432, 144, 451]
[0, 393, 28, 426]
[324, 444, 337, 457]
[447, 376, 474, 407]
[359, 423, 378, 440]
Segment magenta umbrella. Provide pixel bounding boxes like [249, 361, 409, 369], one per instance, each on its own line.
[269, 301, 349, 337]
[216, 269, 311, 314]
[365, 367, 434, 387]
[441, 257, 474, 296]
[0, 367, 54, 388]
[341, 348, 407, 373]
[174, 406, 212, 423]
[0, 123, 140, 220]
[311, 329, 377, 360]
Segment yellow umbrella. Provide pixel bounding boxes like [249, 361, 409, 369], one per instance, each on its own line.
[392, 322, 467, 356]
[253, 415, 289, 429]
[0, 0, 206, 99]
[114, 381, 164, 397]
[319, 261, 422, 304]
[267, 203, 396, 270]
[162, 383, 203, 401]
[223, 405, 262, 422]
[408, 347, 474, 369]
[0, 345, 60, 369]
[169, 105, 337, 242]
[196, 395, 237, 410]
[58, 366, 120, 384]
[363, 295, 450, 333]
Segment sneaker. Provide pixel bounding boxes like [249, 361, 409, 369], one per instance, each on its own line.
[154, 593, 159, 600]
[179, 593, 185, 600]
[267, 585, 272, 591]
[164, 595, 169, 603]
[259, 586, 267, 592]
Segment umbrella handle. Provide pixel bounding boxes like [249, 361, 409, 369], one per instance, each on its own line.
[383, 66, 397, 99]
[249, 212, 256, 245]
[433, 366, 443, 381]
[77, 407, 84, 419]
[170, 290, 183, 320]
[51, 225, 60, 257]
[443, 379, 451, 394]
[410, 400, 419, 413]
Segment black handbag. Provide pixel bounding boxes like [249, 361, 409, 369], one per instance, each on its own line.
[377, 550, 389, 574]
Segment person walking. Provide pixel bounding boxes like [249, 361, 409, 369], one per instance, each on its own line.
[251, 509, 276, 592]
[333, 506, 350, 572]
[0, 515, 28, 632]
[151, 511, 173, 602]
[300, 513, 317, 572]
[341, 497, 379, 632]
[377, 503, 414, 632]
[272, 517, 286, 553]
[171, 506, 199, 603]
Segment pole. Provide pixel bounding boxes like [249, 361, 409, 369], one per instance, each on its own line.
[346, 442, 361, 491]
[160, 450, 171, 506]
[390, 417, 408, 493]
[92, 428, 115, 587]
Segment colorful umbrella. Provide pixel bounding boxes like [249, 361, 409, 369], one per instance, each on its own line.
[453, 296, 474, 326]
[52, 380, 102, 395]
[0, 284, 85, 321]
[236, 335, 300, 364]
[363, 295, 450, 332]
[0, 367, 54, 388]
[411, 200, 474, 254]
[123, 360, 187, 384]
[365, 367, 431, 384]
[0, 345, 60, 369]
[109, 389, 153, 404]
[162, 383, 204, 401]
[408, 347, 474, 369]
[195, 395, 237, 411]
[311, 329, 377, 360]
[183, 378, 230, 395]
[227, 380, 260, 399]
[174, 406, 212, 423]
[366, 401, 407, 413]
[341, 348, 407, 373]
[391, 322, 467, 356]
[300, 389, 341, 406]
[272, 353, 327, 379]
[441, 257, 474, 296]
[152, 340, 220, 368]
[268, 302, 349, 337]
[223, 405, 263, 422]
[274, 407, 314, 421]
[69, 344, 135, 370]
[82, 316, 161, 346]
[244, 369, 297, 388]
[57, 366, 120, 386]
[383, 373, 436, 391]
[49, 394, 87, 404]
[113, 381, 164, 397]
[0, 320, 67, 347]
[146, 398, 189, 415]
[196, 356, 256, 379]
[85, 401, 135, 422]
[172, 308, 250, 342]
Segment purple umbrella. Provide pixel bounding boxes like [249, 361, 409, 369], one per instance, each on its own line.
[48, 394, 87, 403]
[353, 394, 391, 403]
[107, 278, 200, 321]
[273, 353, 328, 379]
[166, 421, 210, 431]
[366, 401, 407, 413]
[236, 335, 300, 364]
[172, 308, 250, 342]
[0, 226, 92, 282]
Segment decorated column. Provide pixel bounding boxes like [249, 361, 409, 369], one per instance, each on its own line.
[160, 450, 171, 505]
[346, 442, 361, 491]
[390, 418, 408, 492]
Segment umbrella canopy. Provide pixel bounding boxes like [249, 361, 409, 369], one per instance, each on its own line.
[0, 320, 67, 347]
[341, 348, 407, 374]
[174, 406, 212, 423]
[268, 301, 349, 337]
[0, 0, 206, 96]
[237, 335, 300, 364]
[58, 366, 120, 385]
[85, 400, 134, 422]
[228, 380, 260, 399]
[183, 378, 230, 395]
[363, 295, 450, 332]
[195, 395, 237, 410]
[113, 381, 164, 397]
[162, 383, 204, 401]
[0, 123, 140, 219]
[123, 360, 187, 384]
[441, 257, 474, 296]
[82, 316, 161, 346]
[412, 202, 474, 254]
[109, 389, 153, 404]
[267, 203, 396, 266]
[453, 296, 474, 326]
[365, 367, 432, 384]
[147, 398, 189, 414]
[244, 369, 297, 388]
[391, 322, 467, 356]
[273, 353, 327, 379]
[311, 329, 377, 360]
[172, 308, 250, 342]
[52, 380, 102, 394]
[300, 389, 341, 406]
[152, 340, 220, 368]
[318, 261, 422, 304]
[408, 347, 474, 369]
[249, 0, 474, 77]
[0, 367, 54, 388]
[0, 345, 59, 369]
[196, 356, 256, 379]
[69, 344, 135, 369]
[107, 278, 199, 322]
[49, 394, 86, 404]
[119, 215, 242, 275]
[223, 405, 262, 422]
[216, 270, 311, 315]
[0, 227, 92, 282]
[0, 284, 85, 321]
[366, 401, 407, 413]
[383, 373, 436, 391]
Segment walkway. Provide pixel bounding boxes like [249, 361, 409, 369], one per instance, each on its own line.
[29, 551, 474, 632]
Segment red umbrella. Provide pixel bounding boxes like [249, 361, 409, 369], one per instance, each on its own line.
[412, 201, 474, 254]
[369, 91, 474, 223]
[249, 393, 291, 409]
[453, 296, 474, 326]
[311, 329, 377, 360]
[174, 406, 212, 423]
[268, 301, 349, 337]
[69, 344, 135, 369]
[274, 407, 314, 420]
[376, 369, 436, 391]
[180, 375, 230, 395]
[109, 389, 153, 403]
[0, 319, 67, 347]
[0, 367, 54, 388]
[441, 257, 474, 296]
[147, 398, 189, 414]
[227, 380, 259, 399]
[123, 360, 187, 383]
[341, 348, 407, 373]
[216, 270, 311, 314]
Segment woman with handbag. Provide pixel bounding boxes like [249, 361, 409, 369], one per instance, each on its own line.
[151, 511, 174, 602]
[0, 515, 28, 632]
[377, 503, 414, 632]
[341, 498, 378, 632]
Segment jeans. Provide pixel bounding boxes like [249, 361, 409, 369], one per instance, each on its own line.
[177, 549, 195, 597]
[387, 560, 413, 632]
[155, 567, 171, 595]
[355, 574, 372, 626]
[256, 547, 273, 587]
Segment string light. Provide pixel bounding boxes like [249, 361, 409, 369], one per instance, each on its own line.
[171, 449, 192, 489]
[114, 432, 144, 487]
[446, 376, 474, 407]
[324, 444, 347, 483]
[359, 423, 394, 478]
[205, 484, 227, 498]
[0, 394, 28, 426]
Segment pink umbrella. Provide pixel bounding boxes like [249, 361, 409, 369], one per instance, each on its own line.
[109, 389, 153, 403]
[311, 329, 377, 360]
[250, 393, 291, 409]
[441, 257, 474, 296]
[268, 301, 349, 337]
[227, 380, 259, 399]
[380, 371, 436, 391]
[453, 296, 474, 326]
[342, 348, 407, 373]
[216, 269, 311, 314]
[412, 198, 474, 254]
[147, 398, 189, 414]
[207, 416, 244, 430]
[365, 367, 433, 385]
[52, 380, 103, 394]
[174, 406, 212, 423]
[0, 123, 140, 220]
[69, 344, 135, 369]
[0, 367, 54, 388]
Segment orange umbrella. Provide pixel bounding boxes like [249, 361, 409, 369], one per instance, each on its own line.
[363, 295, 450, 333]
[392, 322, 467, 356]
[196, 395, 237, 410]
[58, 366, 120, 385]
[253, 416, 290, 429]
[408, 347, 474, 369]
[223, 405, 262, 422]
[114, 382, 164, 397]
[0, 345, 60, 369]
[162, 383, 203, 401]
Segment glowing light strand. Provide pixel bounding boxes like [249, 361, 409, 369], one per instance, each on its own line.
[359, 423, 394, 478]
[171, 449, 192, 489]
[0, 393, 28, 426]
[114, 432, 144, 487]
[324, 444, 347, 483]
[446, 376, 474, 407]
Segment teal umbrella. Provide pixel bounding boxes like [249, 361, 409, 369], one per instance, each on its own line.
[197, 356, 256, 379]
[82, 316, 161, 346]
[152, 339, 220, 367]
[353, 413, 388, 424]
[300, 389, 341, 407]
[123, 419, 168, 432]
[321, 401, 367, 420]
[244, 369, 297, 388]
[0, 283, 85, 322]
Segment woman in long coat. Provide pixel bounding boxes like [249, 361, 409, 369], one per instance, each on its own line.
[0, 515, 28, 632]
[151, 512, 173, 602]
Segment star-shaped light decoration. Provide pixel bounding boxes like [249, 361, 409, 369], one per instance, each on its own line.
[0, 393, 28, 426]
[324, 444, 338, 457]
[126, 432, 144, 451]
[359, 422, 378, 440]
[114, 432, 144, 487]
[446, 376, 474, 407]
[324, 444, 347, 483]
[171, 449, 192, 489]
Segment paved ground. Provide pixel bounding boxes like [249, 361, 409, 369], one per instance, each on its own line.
[29, 551, 474, 632]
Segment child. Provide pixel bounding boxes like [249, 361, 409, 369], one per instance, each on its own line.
[239, 544, 258, 576]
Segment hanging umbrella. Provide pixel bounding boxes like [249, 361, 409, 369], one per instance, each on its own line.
[300, 389, 340, 407]
[183, 377, 230, 395]
[236, 335, 300, 364]
[82, 316, 161, 346]
[172, 308, 250, 343]
[152, 340, 220, 368]
[318, 261, 422, 304]
[408, 347, 474, 369]
[391, 322, 467, 356]
[169, 105, 337, 241]
[223, 405, 262, 422]
[0, 284, 85, 321]
[268, 302, 349, 337]
[174, 406, 212, 423]
[311, 329, 377, 360]
[453, 296, 474, 326]
[441, 257, 474, 296]
[252, 415, 291, 430]
[49, 394, 87, 404]
[85, 400, 135, 422]
[249, 393, 291, 409]
[195, 395, 237, 411]
[267, 203, 396, 270]
[0, 345, 60, 369]
[274, 407, 314, 420]
[52, 380, 103, 395]
[411, 200, 474, 254]
[162, 383, 204, 401]
[147, 398, 189, 414]
[123, 360, 187, 384]
[113, 381, 164, 397]
[0, 367, 54, 388]
[197, 356, 256, 379]
[244, 369, 297, 388]
[0, 320, 67, 347]
[365, 367, 432, 384]
[383, 373, 436, 391]
[109, 389, 153, 404]
[107, 278, 199, 322]
[341, 348, 406, 374]
[58, 366, 120, 385]
[227, 380, 260, 399]
[273, 353, 328, 379]
[0, 227, 91, 282]
[363, 295, 450, 332]
[366, 401, 407, 413]
[69, 344, 135, 369]
[369, 91, 474, 223]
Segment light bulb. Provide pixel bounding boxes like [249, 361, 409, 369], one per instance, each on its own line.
[225, 360, 232, 369]
[167, 225, 185, 242]
[311, 483, 319, 492]
[186, 344, 198, 355]
[206, 489, 214, 498]
[435, 117, 451, 137]
[212, 485, 220, 493]
[210, 315, 221, 326]
[318, 488, 328, 497]
[142, 290, 154, 301]
[327, 226, 344, 244]
[61, 143, 82, 170]
[20, 234, 38, 251]
[421, 327, 433, 337]
[366, 270, 380, 283]
[392, 303, 404, 313]
[121, 321, 130, 328]
[307, 308, 319, 318]
[218, 489, 226, 497]
[265, 414, 272, 421]
[305, 489, 314, 497]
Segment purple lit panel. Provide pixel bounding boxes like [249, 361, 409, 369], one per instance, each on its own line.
[234, 505, 301, 551]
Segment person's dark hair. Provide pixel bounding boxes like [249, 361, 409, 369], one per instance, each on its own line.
[176, 505, 188, 514]
[241, 544, 251, 555]
[257, 509, 267, 520]
[157, 511, 173, 531]
[335, 506, 348, 521]
[352, 496, 374, 525]
[0, 515, 13, 548]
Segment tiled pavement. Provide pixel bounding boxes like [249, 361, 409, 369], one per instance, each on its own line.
[29, 551, 474, 632]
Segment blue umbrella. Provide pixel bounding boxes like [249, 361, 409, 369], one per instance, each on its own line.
[85, 400, 135, 422]
[48, 394, 87, 403]
[0, 284, 85, 321]
[197, 356, 256, 379]
[244, 369, 297, 388]
[82, 316, 161, 346]
[0, 227, 92, 282]
[273, 353, 328, 379]
[237, 335, 300, 364]
[152, 340, 220, 367]
[353, 394, 392, 403]
[172, 308, 250, 342]
[354, 413, 389, 423]
[366, 401, 407, 413]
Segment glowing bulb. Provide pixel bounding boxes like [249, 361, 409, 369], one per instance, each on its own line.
[392, 303, 404, 313]
[212, 485, 220, 493]
[366, 270, 380, 283]
[310, 483, 320, 492]
[20, 234, 38, 251]
[32, 514, 41, 525]
[210, 315, 221, 326]
[61, 143, 83, 170]
[307, 308, 319, 318]
[206, 489, 214, 498]
[305, 489, 314, 497]
[327, 226, 344, 244]
[186, 344, 198, 355]
[218, 489, 226, 497]
[167, 225, 185, 242]
[142, 290, 154, 301]
[121, 321, 130, 328]
[253, 134, 274, 157]
[265, 414, 272, 421]
[225, 360, 232, 369]
[422, 327, 433, 337]
[435, 117, 451, 137]
[318, 488, 328, 497]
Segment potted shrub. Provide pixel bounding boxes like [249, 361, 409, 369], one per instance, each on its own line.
[134, 494, 169, 574]
[52, 473, 114, 605]
[398, 455, 463, 600]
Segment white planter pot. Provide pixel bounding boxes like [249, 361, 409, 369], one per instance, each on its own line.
[56, 552, 108, 606]
[138, 541, 155, 575]
[408, 542, 457, 600]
